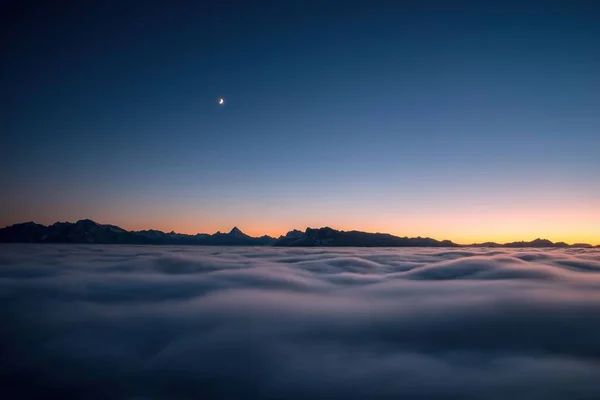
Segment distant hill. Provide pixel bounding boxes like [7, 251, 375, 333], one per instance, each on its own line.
[274, 227, 457, 247]
[0, 220, 595, 248]
[469, 239, 594, 249]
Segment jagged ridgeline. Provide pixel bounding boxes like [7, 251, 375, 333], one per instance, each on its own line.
[0, 220, 596, 247]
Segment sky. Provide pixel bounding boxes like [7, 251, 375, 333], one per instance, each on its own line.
[1, 0, 599, 244]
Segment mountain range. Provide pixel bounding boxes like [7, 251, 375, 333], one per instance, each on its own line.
[0, 220, 596, 248]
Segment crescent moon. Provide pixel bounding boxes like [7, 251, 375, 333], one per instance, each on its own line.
[218, 98, 225, 105]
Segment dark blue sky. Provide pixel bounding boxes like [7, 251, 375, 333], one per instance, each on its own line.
[1, 0, 599, 243]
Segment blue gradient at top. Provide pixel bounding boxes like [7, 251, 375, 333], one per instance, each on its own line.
[1, 0, 599, 242]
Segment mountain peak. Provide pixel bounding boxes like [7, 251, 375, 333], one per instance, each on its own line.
[284, 229, 304, 238]
[75, 219, 101, 227]
[305, 226, 337, 235]
[228, 226, 249, 238]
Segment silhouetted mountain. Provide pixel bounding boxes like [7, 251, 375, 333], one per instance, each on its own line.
[279, 229, 304, 240]
[470, 242, 502, 248]
[0, 221, 596, 247]
[471, 238, 587, 248]
[572, 243, 594, 248]
[0, 222, 48, 243]
[503, 238, 558, 248]
[134, 229, 210, 245]
[0, 220, 273, 245]
[201, 227, 276, 246]
[0, 220, 150, 244]
[274, 227, 458, 247]
[229, 226, 247, 238]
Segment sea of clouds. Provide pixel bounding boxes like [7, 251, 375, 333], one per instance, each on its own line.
[1, 244, 600, 399]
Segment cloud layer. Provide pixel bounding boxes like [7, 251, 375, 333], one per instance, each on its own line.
[1, 245, 600, 399]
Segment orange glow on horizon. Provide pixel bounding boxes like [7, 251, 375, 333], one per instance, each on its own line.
[2, 197, 598, 246]
[119, 212, 600, 246]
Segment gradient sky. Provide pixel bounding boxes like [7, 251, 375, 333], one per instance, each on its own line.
[1, 0, 599, 244]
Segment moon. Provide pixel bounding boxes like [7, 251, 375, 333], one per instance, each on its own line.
[218, 97, 225, 105]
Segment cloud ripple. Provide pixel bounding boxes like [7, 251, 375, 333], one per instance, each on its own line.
[1, 245, 600, 399]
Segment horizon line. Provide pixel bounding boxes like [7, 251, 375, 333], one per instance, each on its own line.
[2, 218, 598, 247]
